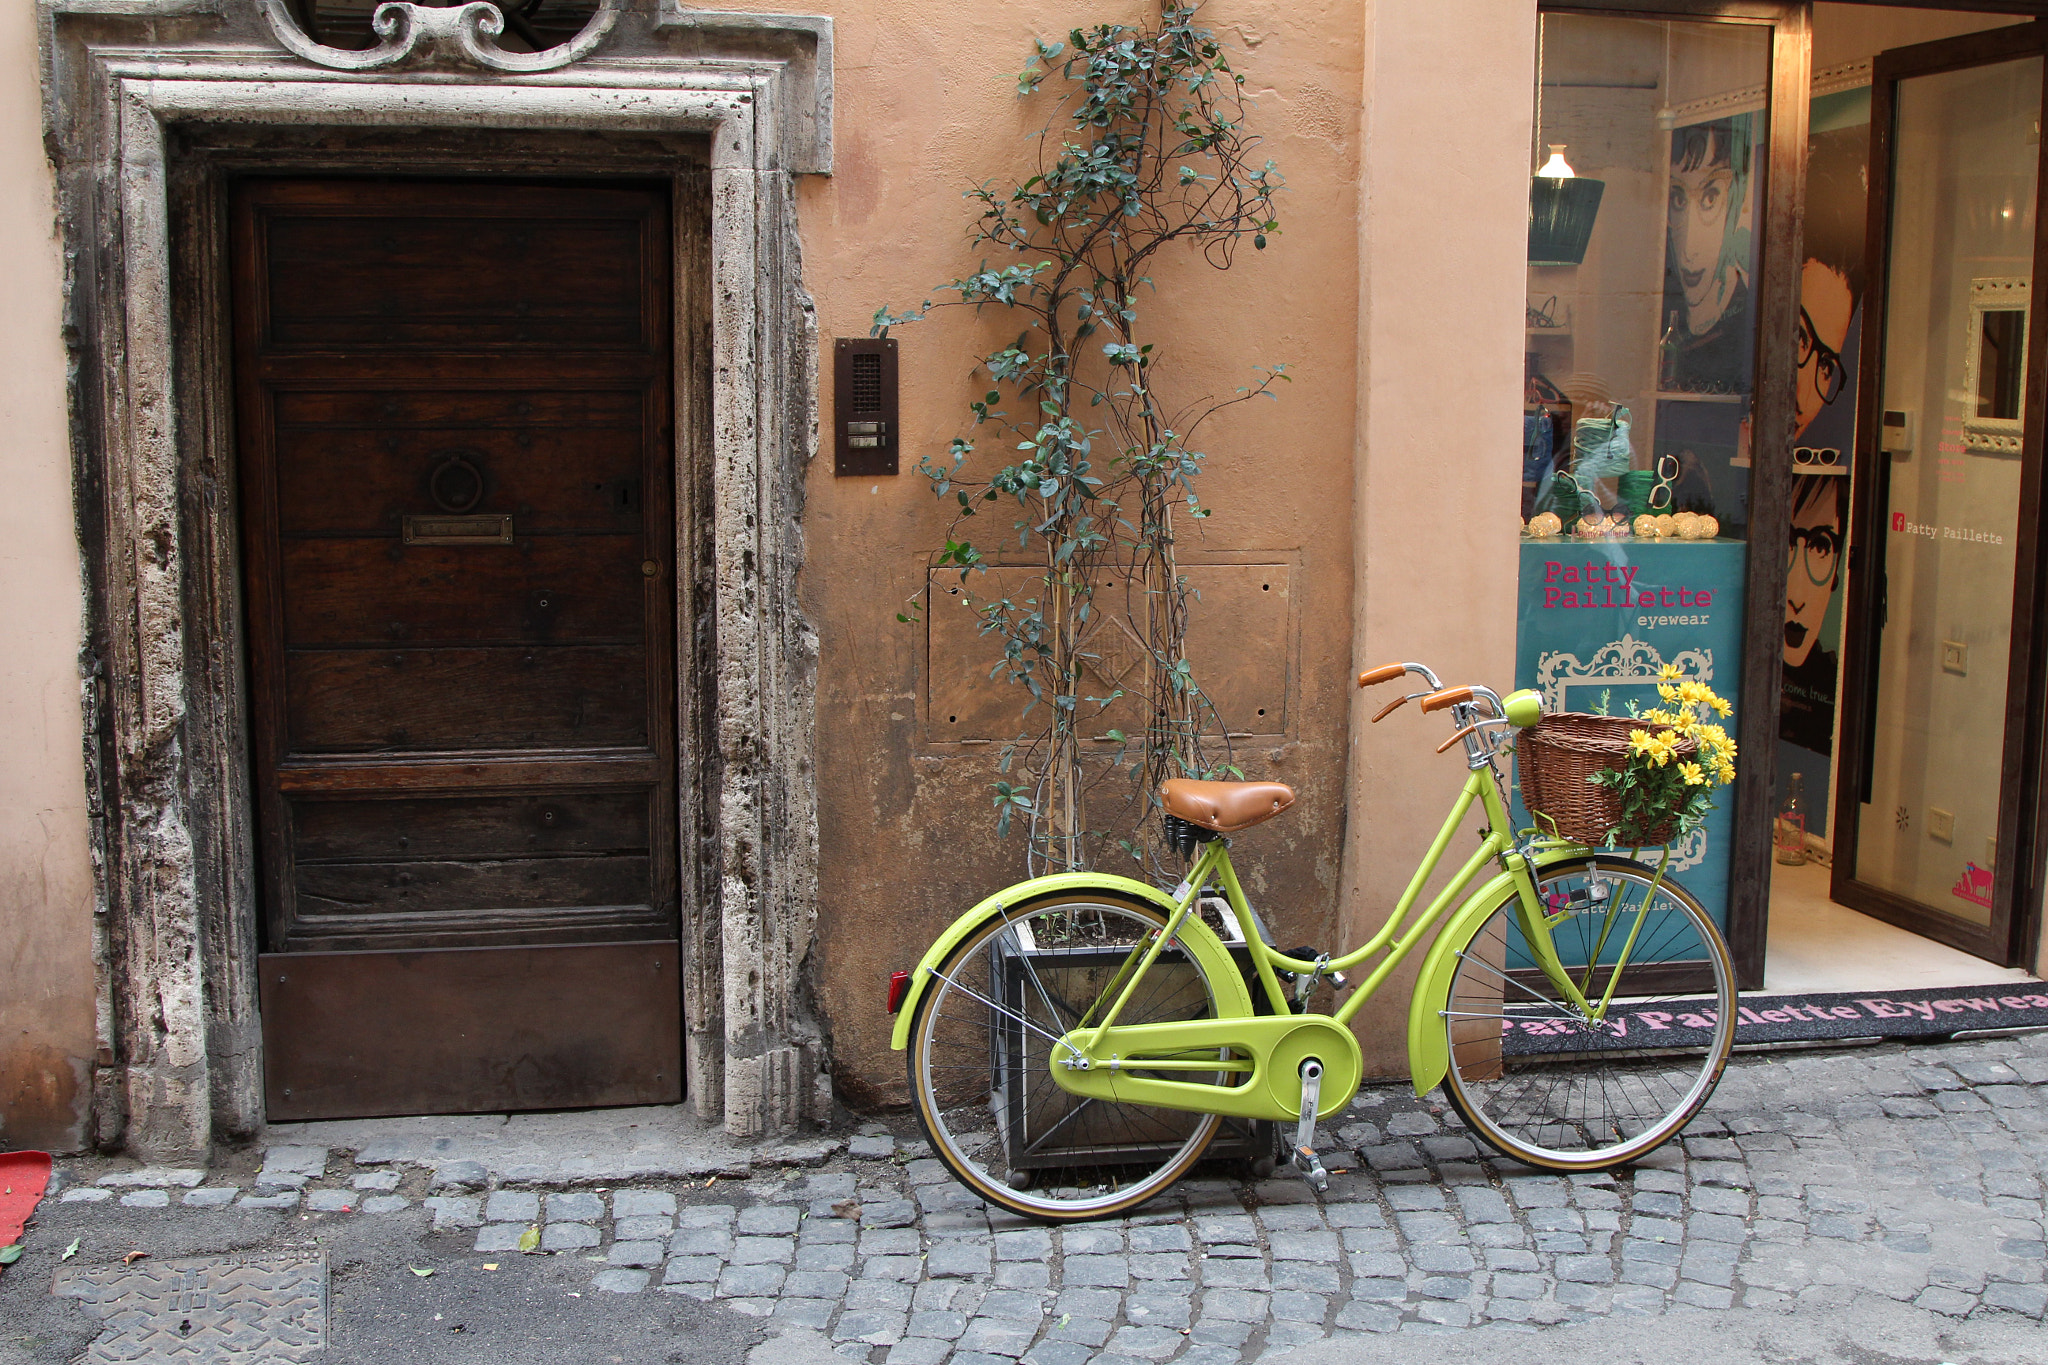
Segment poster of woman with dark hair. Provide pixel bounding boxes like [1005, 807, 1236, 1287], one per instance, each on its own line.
[1781, 473, 1844, 755]
[1777, 99, 1869, 765]
[1665, 115, 1757, 393]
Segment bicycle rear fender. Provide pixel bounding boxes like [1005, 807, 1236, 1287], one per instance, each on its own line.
[889, 873, 1255, 1051]
[1406, 847, 1628, 1096]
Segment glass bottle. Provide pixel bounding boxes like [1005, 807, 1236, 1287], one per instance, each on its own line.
[1774, 773, 1807, 866]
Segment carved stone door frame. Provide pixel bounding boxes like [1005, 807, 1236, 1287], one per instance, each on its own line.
[40, 0, 830, 1156]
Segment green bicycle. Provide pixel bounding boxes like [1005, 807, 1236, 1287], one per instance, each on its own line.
[889, 661, 1738, 1221]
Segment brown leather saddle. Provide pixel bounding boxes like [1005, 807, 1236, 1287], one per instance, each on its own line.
[1158, 777, 1296, 835]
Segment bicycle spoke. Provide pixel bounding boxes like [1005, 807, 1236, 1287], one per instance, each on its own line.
[999, 905, 1102, 1032]
[926, 963, 1077, 1054]
[908, 896, 1224, 1219]
[1019, 1095, 1100, 1157]
[1441, 859, 1734, 1172]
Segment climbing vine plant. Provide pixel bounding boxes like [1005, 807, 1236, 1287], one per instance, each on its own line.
[876, 2, 1285, 876]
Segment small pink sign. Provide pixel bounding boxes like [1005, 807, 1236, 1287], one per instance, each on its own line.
[1951, 861, 1993, 909]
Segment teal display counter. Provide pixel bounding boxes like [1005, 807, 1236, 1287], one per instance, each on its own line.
[1513, 537, 1748, 938]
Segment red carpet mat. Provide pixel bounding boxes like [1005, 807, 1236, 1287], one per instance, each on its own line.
[0, 1152, 52, 1248]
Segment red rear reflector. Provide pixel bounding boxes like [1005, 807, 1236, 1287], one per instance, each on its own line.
[886, 970, 911, 1014]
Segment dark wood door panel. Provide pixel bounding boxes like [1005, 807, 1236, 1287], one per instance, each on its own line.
[282, 903, 675, 952]
[284, 645, 650, 751]
[274, 423, 645, 537]
[274, 753, 659, 796]
[243, 180, 666, 355]
[260, 215, 648, 349]
[296, 853, 654, 914]
[271, 386, 647, 427]
[292, 791, 651, 861]
[235, 176, 682, 1118]
[284, 786, 669, 951]
[281, 535, 644, 646]
[260, 941, 684, 1120]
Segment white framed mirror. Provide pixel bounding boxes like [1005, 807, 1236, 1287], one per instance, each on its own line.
[1964, 276, 2029, 455]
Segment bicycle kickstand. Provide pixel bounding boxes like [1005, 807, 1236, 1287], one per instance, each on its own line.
[1291, 1058, 1329, 1192]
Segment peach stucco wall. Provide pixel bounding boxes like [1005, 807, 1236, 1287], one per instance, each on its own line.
[1343, 0, 1532, 1073]
[785, 0, 1371, 1103]
[0, 0, 98, 1152]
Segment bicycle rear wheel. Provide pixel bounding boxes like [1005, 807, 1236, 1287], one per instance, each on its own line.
[1439, 855, 1735, 1171]
[904, 892, 1228, 1221]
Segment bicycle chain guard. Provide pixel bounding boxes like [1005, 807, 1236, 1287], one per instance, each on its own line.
[1049, 1013, 1363, 1125]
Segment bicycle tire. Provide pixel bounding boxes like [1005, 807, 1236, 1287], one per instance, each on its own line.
[904, 891, 1227, 1221]
[1438, 854, 1736, 1171]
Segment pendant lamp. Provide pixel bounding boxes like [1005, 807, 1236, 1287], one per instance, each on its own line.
[1528, 144, 1605, 267]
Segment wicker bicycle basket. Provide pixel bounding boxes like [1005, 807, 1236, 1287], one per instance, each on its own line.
[1514, 712, 1698, 847]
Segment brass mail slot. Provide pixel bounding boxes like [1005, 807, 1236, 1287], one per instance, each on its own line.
[403, 514, 514, 546]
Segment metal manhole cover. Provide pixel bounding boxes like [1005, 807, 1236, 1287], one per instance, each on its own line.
[53, 1251, 326, 1362]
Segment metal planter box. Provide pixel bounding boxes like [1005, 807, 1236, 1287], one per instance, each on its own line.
[986, 898, 1273, 1172]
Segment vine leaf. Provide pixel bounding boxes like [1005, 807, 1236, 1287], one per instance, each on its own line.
[881, 3, 1286, 876]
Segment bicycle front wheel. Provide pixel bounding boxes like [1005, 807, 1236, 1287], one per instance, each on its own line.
[905, 892, 1228, 1222]
[1439, 855, 1736, 1171]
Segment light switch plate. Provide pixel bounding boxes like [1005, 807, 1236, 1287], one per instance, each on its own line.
[1928, 807, 1955, 843]
[1881, 409, 1913, 454]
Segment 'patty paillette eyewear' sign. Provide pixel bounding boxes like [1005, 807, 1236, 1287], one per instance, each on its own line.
[1515, 538, 1748, 941]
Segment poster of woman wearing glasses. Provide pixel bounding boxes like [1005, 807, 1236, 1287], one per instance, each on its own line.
[1665, 115, 1758, 393]
[1778, 96, 1869, 763]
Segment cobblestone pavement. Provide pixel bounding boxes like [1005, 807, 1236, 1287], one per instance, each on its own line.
[33, 1031, 2048, 1363]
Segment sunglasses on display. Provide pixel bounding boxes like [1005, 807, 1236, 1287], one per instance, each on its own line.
[1793, 446, 1845, 470]
[1648, 453, 1679, 509]
[1527, 295, 1563, 329]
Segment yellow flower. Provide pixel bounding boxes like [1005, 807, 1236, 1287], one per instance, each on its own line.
[1657, 683, 1680, 703]
[1638, 730, 1676, 767]
[1680, 761, 1706, 786]
[1709, 694, 1732, 717]
[1628, 728, 1654, 755]
[1716, 761, 1736, 784]
[1659, 663, 1683, 681]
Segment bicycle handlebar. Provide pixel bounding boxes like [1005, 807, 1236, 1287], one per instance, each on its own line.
[1370, 693, 1415, 723]
[1419, 686, 1474, 714]
[1361, 665, 1539, 762]
[1357, 661, 1444, 691]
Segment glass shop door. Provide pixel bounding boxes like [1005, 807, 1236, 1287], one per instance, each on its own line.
[1834, 22, 2048, 964]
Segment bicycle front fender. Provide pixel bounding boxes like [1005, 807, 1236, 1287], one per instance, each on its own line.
[888, 872, 1255, 1051]
[1405, 846, 1610, 1096]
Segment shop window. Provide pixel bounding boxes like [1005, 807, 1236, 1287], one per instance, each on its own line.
[1516, 12, 1775, 937]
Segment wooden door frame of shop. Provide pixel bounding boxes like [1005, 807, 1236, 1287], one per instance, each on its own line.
[1542, 0, 1809, 988]
[1832, 20, 2048, 967]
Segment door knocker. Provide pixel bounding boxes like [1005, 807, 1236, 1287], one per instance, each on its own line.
[403, 448, 512, 545]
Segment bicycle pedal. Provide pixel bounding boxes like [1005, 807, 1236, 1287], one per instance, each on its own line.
[1292, 1145, 1329, 1192]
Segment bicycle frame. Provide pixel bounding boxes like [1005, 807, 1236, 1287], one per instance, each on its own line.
[1038, 762, 1661, 1123]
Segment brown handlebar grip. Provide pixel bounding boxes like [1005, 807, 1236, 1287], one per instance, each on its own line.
[1419, 686, 1474, 714]
[1371, 693, 1413, 723]
[1358, 663, 1407, 689]
[1437, 722, 1482, 754]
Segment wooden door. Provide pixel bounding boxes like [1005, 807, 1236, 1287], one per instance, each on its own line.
[234, 179, 684, 1120]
